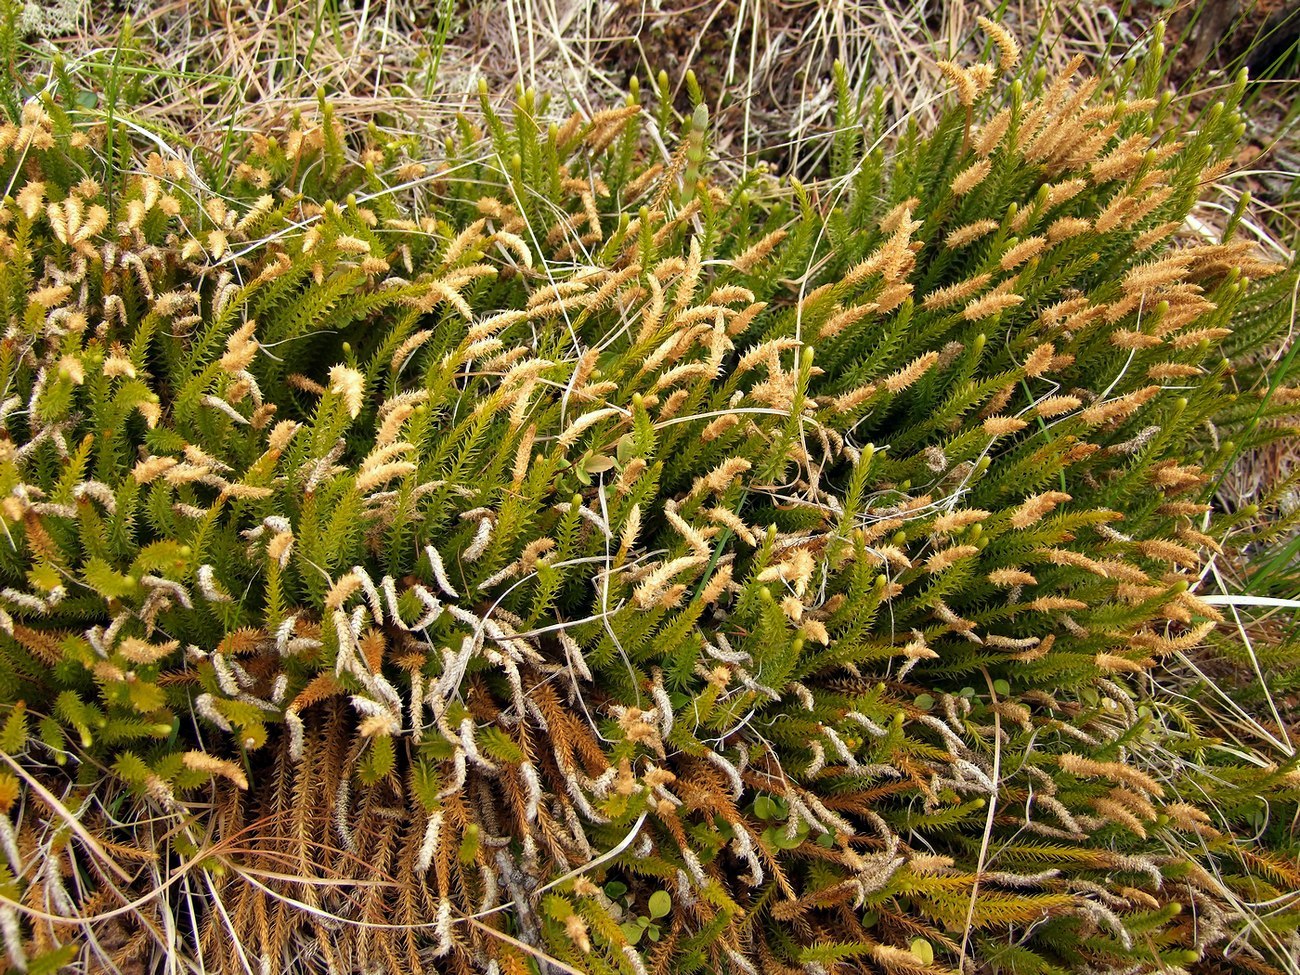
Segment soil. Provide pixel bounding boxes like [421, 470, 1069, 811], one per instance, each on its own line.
[1158, 0, 1299, 79]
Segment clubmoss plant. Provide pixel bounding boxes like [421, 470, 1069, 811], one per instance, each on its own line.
[1, 17, 1299, 975]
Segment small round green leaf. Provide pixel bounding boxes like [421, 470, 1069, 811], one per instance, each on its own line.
[775, 828, 805, 850]
[584, 453, 616, 474]
[648, 890, 671, 918]
[910, 938, 934, 966]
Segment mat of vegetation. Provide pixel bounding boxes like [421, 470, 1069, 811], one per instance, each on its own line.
[1, 15, 1299, 975]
